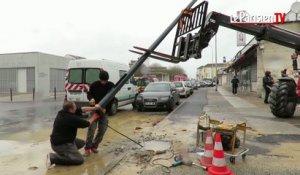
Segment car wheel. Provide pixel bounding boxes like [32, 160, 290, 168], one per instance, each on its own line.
[176, 97, 180, 105]
[109, 100, 118, 116]
[132, 94, 138, 109]
[184, 93, 188, 98]
[167, 99, 175, 112]
[137, 105, 144, 112]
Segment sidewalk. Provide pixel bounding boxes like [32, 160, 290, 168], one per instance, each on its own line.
[140, 87, 300, 175]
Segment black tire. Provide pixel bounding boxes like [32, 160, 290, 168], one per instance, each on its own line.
[167, 99, 175, 112]
[176, 98, 180, 105]
[132, 94, 138, 109]
[137, 105, 144, 112]
[109, 100, 118, 116]
[269, 81, 297, 118]
[185, 93, 188, 98]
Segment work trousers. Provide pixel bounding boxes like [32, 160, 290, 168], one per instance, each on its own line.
[264, 87, 271, 103]
[85, 112, 108, 150]
[50, 138, 85, 165]
[232, 85, 238, 94]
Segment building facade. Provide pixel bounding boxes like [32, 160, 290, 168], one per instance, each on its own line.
[197, 63, 228, 81]
[222, 21, 300, 97]
[148, 66, 170, 81]
[0, 52, 72, 98]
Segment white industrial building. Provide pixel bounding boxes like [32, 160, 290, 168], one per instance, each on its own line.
[0, 52, 72, 98]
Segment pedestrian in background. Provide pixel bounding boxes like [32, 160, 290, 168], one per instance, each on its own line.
[231, 76, 239, 95]
[263, 71, 274, 104]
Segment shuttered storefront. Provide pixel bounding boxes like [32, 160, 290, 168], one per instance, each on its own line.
[0, 68, 17, 92]
[26, 68, 35, 92]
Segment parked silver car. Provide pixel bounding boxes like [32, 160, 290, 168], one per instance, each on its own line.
[174, 81, 191, 98]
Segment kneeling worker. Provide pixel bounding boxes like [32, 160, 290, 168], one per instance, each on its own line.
[47, 101, 102, 167]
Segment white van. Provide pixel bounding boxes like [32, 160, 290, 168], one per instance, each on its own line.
[65, 59, 138, 115]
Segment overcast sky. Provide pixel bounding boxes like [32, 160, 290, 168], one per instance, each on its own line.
[0, 0, 296, 78]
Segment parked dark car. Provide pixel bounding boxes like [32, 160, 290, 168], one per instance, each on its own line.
[185, 81, 194, 95]
[192, 83, 198, 90]
[199, 81, 207, 87]
[135, 82, 180, 112]
[204, 80, 214, 87]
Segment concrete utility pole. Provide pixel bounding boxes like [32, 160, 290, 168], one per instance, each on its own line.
[215, 34, 218, 91]
[207, 45, 214, 79]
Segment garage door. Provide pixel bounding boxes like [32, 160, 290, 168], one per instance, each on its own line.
[26, 68, 35, 92]
[0, 68, 17, 92]
[50, 69, 66, 92]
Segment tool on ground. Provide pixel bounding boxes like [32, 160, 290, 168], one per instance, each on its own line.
[106, 124, 144, 148]
[200, 129, 213, 167]
[174, 153, 183, 162]
[171, 159, 193, 167]
[154, 150, 167, 155]
[207, 133, 234, 175]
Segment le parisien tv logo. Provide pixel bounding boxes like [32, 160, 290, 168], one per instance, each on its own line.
[230, 11, 286, 24]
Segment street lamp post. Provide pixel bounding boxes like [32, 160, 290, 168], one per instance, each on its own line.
[207, 45, 214, 80]
[215, 34, 218, 91]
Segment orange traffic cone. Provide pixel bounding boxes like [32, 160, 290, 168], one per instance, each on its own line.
[200, 130, 214, 167]
[207, 133, 234, 175]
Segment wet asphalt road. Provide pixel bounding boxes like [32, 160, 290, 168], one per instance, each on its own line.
[168, 88, 208, 122]
[0, 100, 62, 136]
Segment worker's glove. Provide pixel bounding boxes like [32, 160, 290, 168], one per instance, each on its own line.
[91, 113, 100, 122]
[89, 98, 95, 106]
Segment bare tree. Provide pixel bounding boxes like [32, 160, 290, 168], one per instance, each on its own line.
[150, 63, 162, 67]
[168, 66, 186, 80]
[134, 64, 149, 77]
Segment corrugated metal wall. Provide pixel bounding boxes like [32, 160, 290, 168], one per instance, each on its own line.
[26, 68, 35, 92]
[0, 68, 17, 92]
[50, 68, 65, 92]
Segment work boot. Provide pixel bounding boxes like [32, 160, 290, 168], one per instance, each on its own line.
[91, 147, 99, 154]
[83, 149, 91, 157]
[46, 153, 55, 169]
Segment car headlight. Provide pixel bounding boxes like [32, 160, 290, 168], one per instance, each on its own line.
[136, 96, 143, 100]
[160, 96, 169, 101]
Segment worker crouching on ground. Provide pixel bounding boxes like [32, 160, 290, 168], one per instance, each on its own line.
[47, 101, 101, 167]
[263, 71, 274, 104]
[84, 70, 115, 156]
[231, 76, 239, 95]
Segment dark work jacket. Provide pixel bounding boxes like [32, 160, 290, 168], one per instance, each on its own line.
[50, 108, 90, 145]
[263, 76, 274, 89]
[231, 78, 239, 87]
[87, 81, 115, 114]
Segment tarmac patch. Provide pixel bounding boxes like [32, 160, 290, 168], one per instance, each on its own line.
[256, 134, 300, 144]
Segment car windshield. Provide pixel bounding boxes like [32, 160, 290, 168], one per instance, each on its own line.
[144, 83, 170, 92]
[174, 82, 183, 87]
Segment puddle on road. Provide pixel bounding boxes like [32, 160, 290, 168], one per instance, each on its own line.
[0, 140, 18, 156]
[142, 140, 171, 152]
